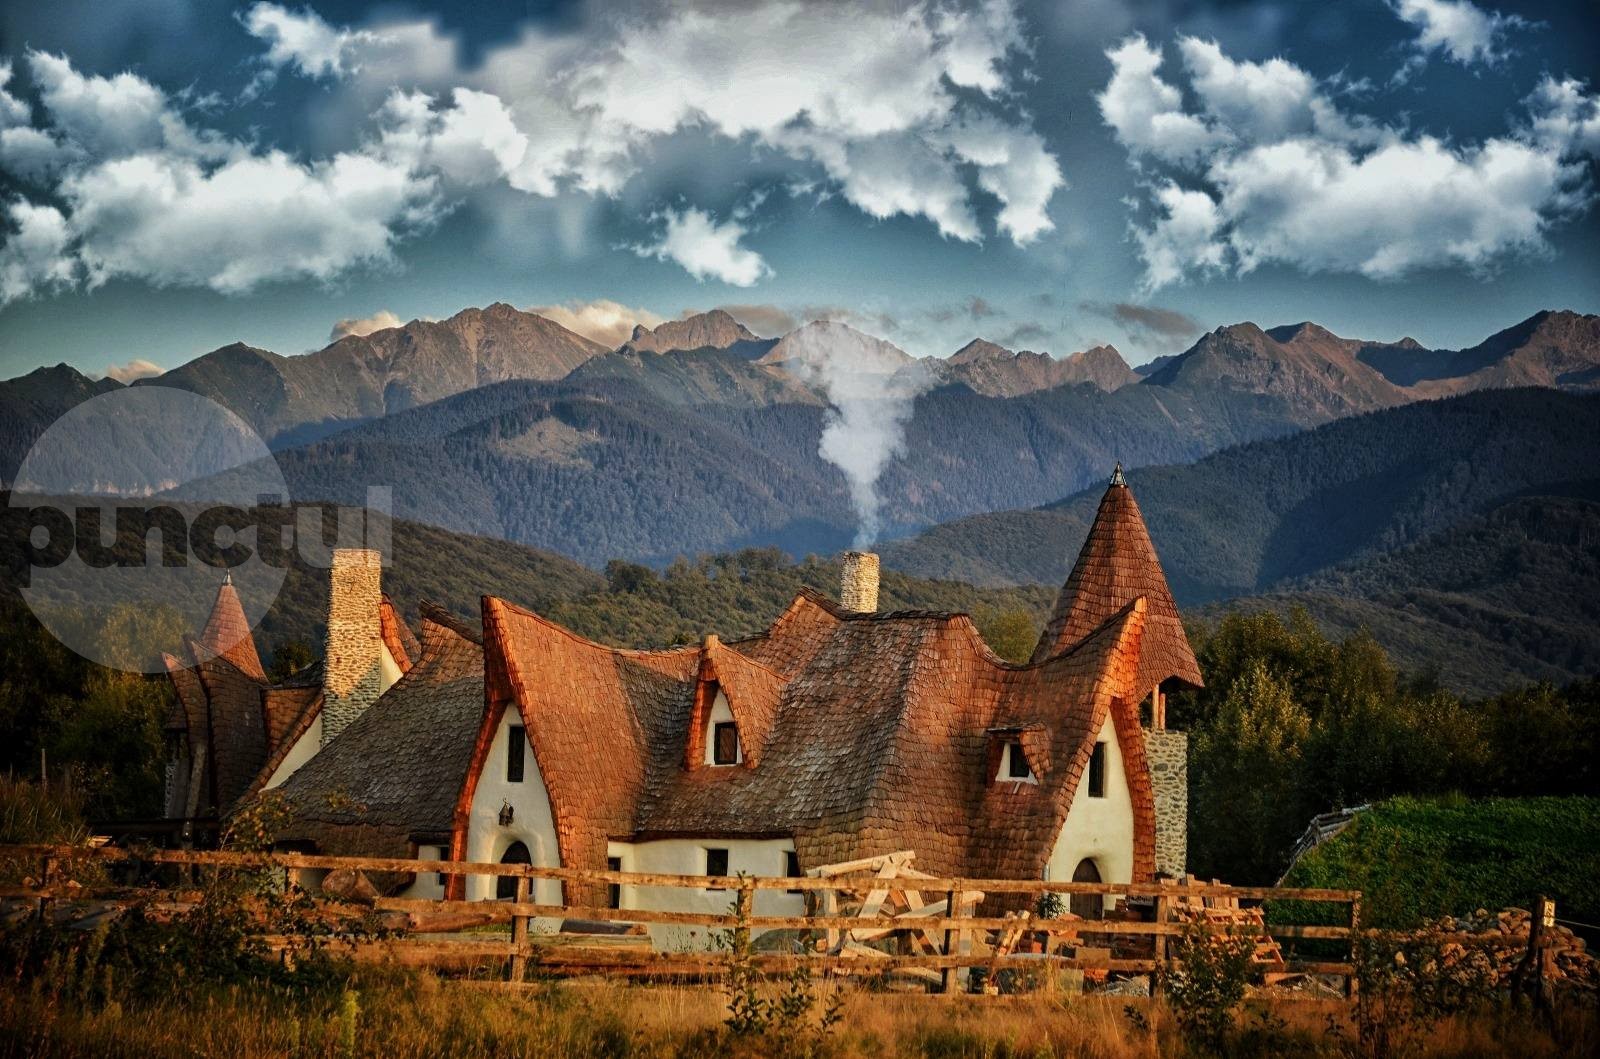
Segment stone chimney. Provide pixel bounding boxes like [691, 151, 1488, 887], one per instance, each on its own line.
[321, 549, 385, 745]
[840, 551, 880, 612]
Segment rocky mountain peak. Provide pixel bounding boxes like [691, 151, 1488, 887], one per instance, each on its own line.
[622, 309, 760, 354]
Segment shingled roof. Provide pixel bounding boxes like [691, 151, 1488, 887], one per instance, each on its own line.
[195, 574, 265, 680]
[1030, 467, 1203, 691]
[269, 603, 484, 862]
[469, 587, 1157, 903]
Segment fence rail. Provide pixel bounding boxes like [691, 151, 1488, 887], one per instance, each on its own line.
[5, 843, 1366, 991]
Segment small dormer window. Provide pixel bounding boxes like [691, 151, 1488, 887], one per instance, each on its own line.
[1006, 741, 1031, 779]
[701, 685, 743, 766]
[998, 739, 1037, 784]
[713, 722, 739, 765]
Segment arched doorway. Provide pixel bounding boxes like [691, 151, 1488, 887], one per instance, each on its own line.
[1069, 858, 1102, 920]
[497, 840, 531, 900]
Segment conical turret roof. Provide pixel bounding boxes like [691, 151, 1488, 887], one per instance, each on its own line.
[196, 574, 266, 681]
[1030, 467, 1202, 691]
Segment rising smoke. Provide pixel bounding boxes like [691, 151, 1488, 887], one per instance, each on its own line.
[775, 322, 932, 548]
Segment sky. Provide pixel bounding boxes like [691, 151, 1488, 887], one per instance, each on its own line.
[0, 0, 1596, 382]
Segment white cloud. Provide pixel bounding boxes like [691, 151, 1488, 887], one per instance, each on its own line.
[263, 0, 1061, 255]
[1096, 35, 1218, 166]
[63, 149, 434, 294]
[0, 62, 32, 127]
[528, 299, 666, 347]
[0, 2, 1062, 302]
[1099, 34, 1600, 290]
[375, 88, 528, 186]
[1526, 76, 1600, 158]
[0, 51, 465, 306]
[1134, 183, 1226, 290]
[0, 199, 75, 304]
[97, 358, 162, 383]
[0, 126, 77, 183]
[329, 309, 403, 341]
[242, 2, 365, 78]
[633, 208, 771, 287]
[1390, 0, 1526, 66]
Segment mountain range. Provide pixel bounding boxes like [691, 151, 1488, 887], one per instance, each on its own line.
[3, 304, 1598, 568]
[880, 388, 1600, 693]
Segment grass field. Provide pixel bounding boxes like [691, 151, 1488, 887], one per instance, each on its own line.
[2, 971, 1594, 1059]
[1281, 795, 1600, 930]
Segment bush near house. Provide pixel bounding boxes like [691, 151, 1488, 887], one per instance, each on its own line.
[1280, 795, 1600, 931]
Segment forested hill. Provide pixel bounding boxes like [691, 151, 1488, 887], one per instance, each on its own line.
[883, 388, 1600, 598]
[1207, 494, 1600, 695]
[232, 365, 1308, 566]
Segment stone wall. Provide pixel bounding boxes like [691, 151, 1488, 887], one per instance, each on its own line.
[840, 551, 880, 612]
[321, 549, 384, 745]
[1143, 728, 1188, 878]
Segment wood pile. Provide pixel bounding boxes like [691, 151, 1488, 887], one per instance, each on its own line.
[803, 851, 984, 985]
[1428, 907, 1598, 992]
[1163, 875, 1285, 968]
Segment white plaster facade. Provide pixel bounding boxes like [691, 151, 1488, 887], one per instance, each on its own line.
[606, 837, 804, 949]
[1043, 713, 1134, 913]
[461, 705, 562, 905]
[264, 714, 323, 790]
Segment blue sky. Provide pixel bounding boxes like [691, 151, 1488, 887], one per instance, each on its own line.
[0, 0, 1596, 381]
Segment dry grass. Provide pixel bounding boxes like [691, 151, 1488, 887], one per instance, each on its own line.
[1, 970, 1593, 1059]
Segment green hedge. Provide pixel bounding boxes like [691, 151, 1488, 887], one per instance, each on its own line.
[1278, 795, 1600, 930]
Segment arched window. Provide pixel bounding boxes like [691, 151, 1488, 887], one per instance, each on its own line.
[497, 840, 531, 900]
[1069, 857, 1102, 920]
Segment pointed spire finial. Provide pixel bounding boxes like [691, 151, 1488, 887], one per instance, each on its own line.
[222, 571, 232, 586]
[1110, 462, 1126, 487]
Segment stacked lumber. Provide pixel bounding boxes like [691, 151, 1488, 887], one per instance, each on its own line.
[804, 851, 983, 985]
[1164, 875, 1284, 967]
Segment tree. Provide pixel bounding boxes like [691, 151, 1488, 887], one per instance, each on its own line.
[267, 640, 316, 684]
[972, 606, 1039, 663]
[1190, 661, 1313, 883]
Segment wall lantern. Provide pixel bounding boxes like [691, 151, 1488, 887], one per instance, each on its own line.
[498, 800, 515, 827]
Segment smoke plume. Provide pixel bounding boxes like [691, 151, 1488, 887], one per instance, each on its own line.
[773, 321, 932, 548]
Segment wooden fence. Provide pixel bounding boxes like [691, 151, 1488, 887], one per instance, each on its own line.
[5, 844, 1366, 992]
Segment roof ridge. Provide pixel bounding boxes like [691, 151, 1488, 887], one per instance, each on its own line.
[418, 599, 484, 646]
[705, 636, 789, 682]
[483, 595, 699, 659]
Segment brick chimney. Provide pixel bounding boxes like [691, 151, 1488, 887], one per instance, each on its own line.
[321, 549, 385, 745]
[840, 551, 880, 612]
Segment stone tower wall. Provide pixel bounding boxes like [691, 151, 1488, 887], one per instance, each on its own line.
[1143, 728, 1188, 878]
[840, 551, 880, 612]
[321, 549, 384, 746]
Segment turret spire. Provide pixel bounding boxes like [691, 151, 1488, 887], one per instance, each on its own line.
[1110, 462, 1125, 487]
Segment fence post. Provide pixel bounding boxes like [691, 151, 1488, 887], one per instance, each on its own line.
[1518, 896, 1554, 1012]
[1347, 894, 1362, 999]
[508, 875, 529, 982]
[940, 888, 960, 995]
[1152, 890, 1169, 997]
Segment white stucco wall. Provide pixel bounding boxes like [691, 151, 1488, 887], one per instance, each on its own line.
[1043, 713, 1134, 913]
[702, 690, 742, 765]
[397, 844, 450, 900]
[463, 705, 562, 905]
[607, 837, 803, 950]
[264, 714, 322, 790]
[263, 643, 402, 792]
